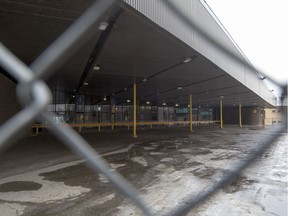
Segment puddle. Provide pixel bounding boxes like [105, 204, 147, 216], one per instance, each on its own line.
[0, 181, 42, 192]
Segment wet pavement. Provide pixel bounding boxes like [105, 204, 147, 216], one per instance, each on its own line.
[0, 125, 287, 216]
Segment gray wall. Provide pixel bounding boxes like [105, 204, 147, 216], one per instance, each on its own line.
[0, 74, 20, 124]
[220, 106, 264, 125]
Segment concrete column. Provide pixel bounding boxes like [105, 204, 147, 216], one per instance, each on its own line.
[189, 94, 193, 132]
[220, 96, 223, 128]
[239, 103, 242, 128]
[133, 82, 137, 138]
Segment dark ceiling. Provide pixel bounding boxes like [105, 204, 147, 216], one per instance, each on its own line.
[0, 0, 273, 108]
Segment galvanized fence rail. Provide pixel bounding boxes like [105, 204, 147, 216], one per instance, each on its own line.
[0, 0, 286, 215]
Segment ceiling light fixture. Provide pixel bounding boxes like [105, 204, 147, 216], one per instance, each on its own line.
[177, 86, 183, 90]
[183, 57, 192, 63]
[175, 103, 179, 107]
[127, 99, 131, 103]
[146, 101, 150, 105]
[162, 102, 167, 106]
[143, 78, 148, 82]
[98, 21, 108, 31]
[103, 96, 107, 101]
[84, 82, 88, 86]
[93, 65, 100, 71]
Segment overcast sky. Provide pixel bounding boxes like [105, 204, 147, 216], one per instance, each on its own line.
[205, 0, 288, 87]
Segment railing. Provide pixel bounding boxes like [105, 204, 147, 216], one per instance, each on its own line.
[31, 120, 220, 135]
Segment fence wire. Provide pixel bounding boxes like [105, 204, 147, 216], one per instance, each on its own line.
[0, 0, 286, 215]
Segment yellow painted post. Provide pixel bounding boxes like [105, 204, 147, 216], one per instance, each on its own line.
[133, 82, 137, 138]
[220, 96, 223, 129]
[189, 94, 193, 132]
[36, 126, 39, 135]
[239, 103, 242, 128]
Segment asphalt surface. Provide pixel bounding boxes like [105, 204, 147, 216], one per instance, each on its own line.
[0, 125, 287, 216]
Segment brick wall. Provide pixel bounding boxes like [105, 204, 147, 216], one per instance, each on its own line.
[0, 74, 20, 125]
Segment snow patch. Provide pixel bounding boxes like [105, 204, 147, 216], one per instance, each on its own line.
[0, 203, 26, 216]
[131, 157, 148, 167]
[143, 147, 155, 151]
[178, 149, 192, 153]
[92, 194, 115, 205]
[150, 152, 163, 155]
[160, 158, 174, 162]
[99, 174, 109, 183]
[110, 163, 126, 170]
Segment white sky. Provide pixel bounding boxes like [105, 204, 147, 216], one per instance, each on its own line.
[205, 0, 288, 86]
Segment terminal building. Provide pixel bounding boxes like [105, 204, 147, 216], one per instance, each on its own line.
[0, 0, 282, 134]
[0, 1, 287, 215]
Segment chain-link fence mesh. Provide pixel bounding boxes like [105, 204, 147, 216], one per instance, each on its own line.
[0, 0, 286, 215]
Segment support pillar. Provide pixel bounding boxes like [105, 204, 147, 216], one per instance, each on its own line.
[239, 103, 242, 128]
[189, 94, 193, 132]
[133, 82, 137, 138]
[220, 96, 223, 128]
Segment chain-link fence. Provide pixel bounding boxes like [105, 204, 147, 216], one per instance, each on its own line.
[0, 0, 286, 215]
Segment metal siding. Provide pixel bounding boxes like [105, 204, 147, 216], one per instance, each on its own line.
[123, 0, 276, 106]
